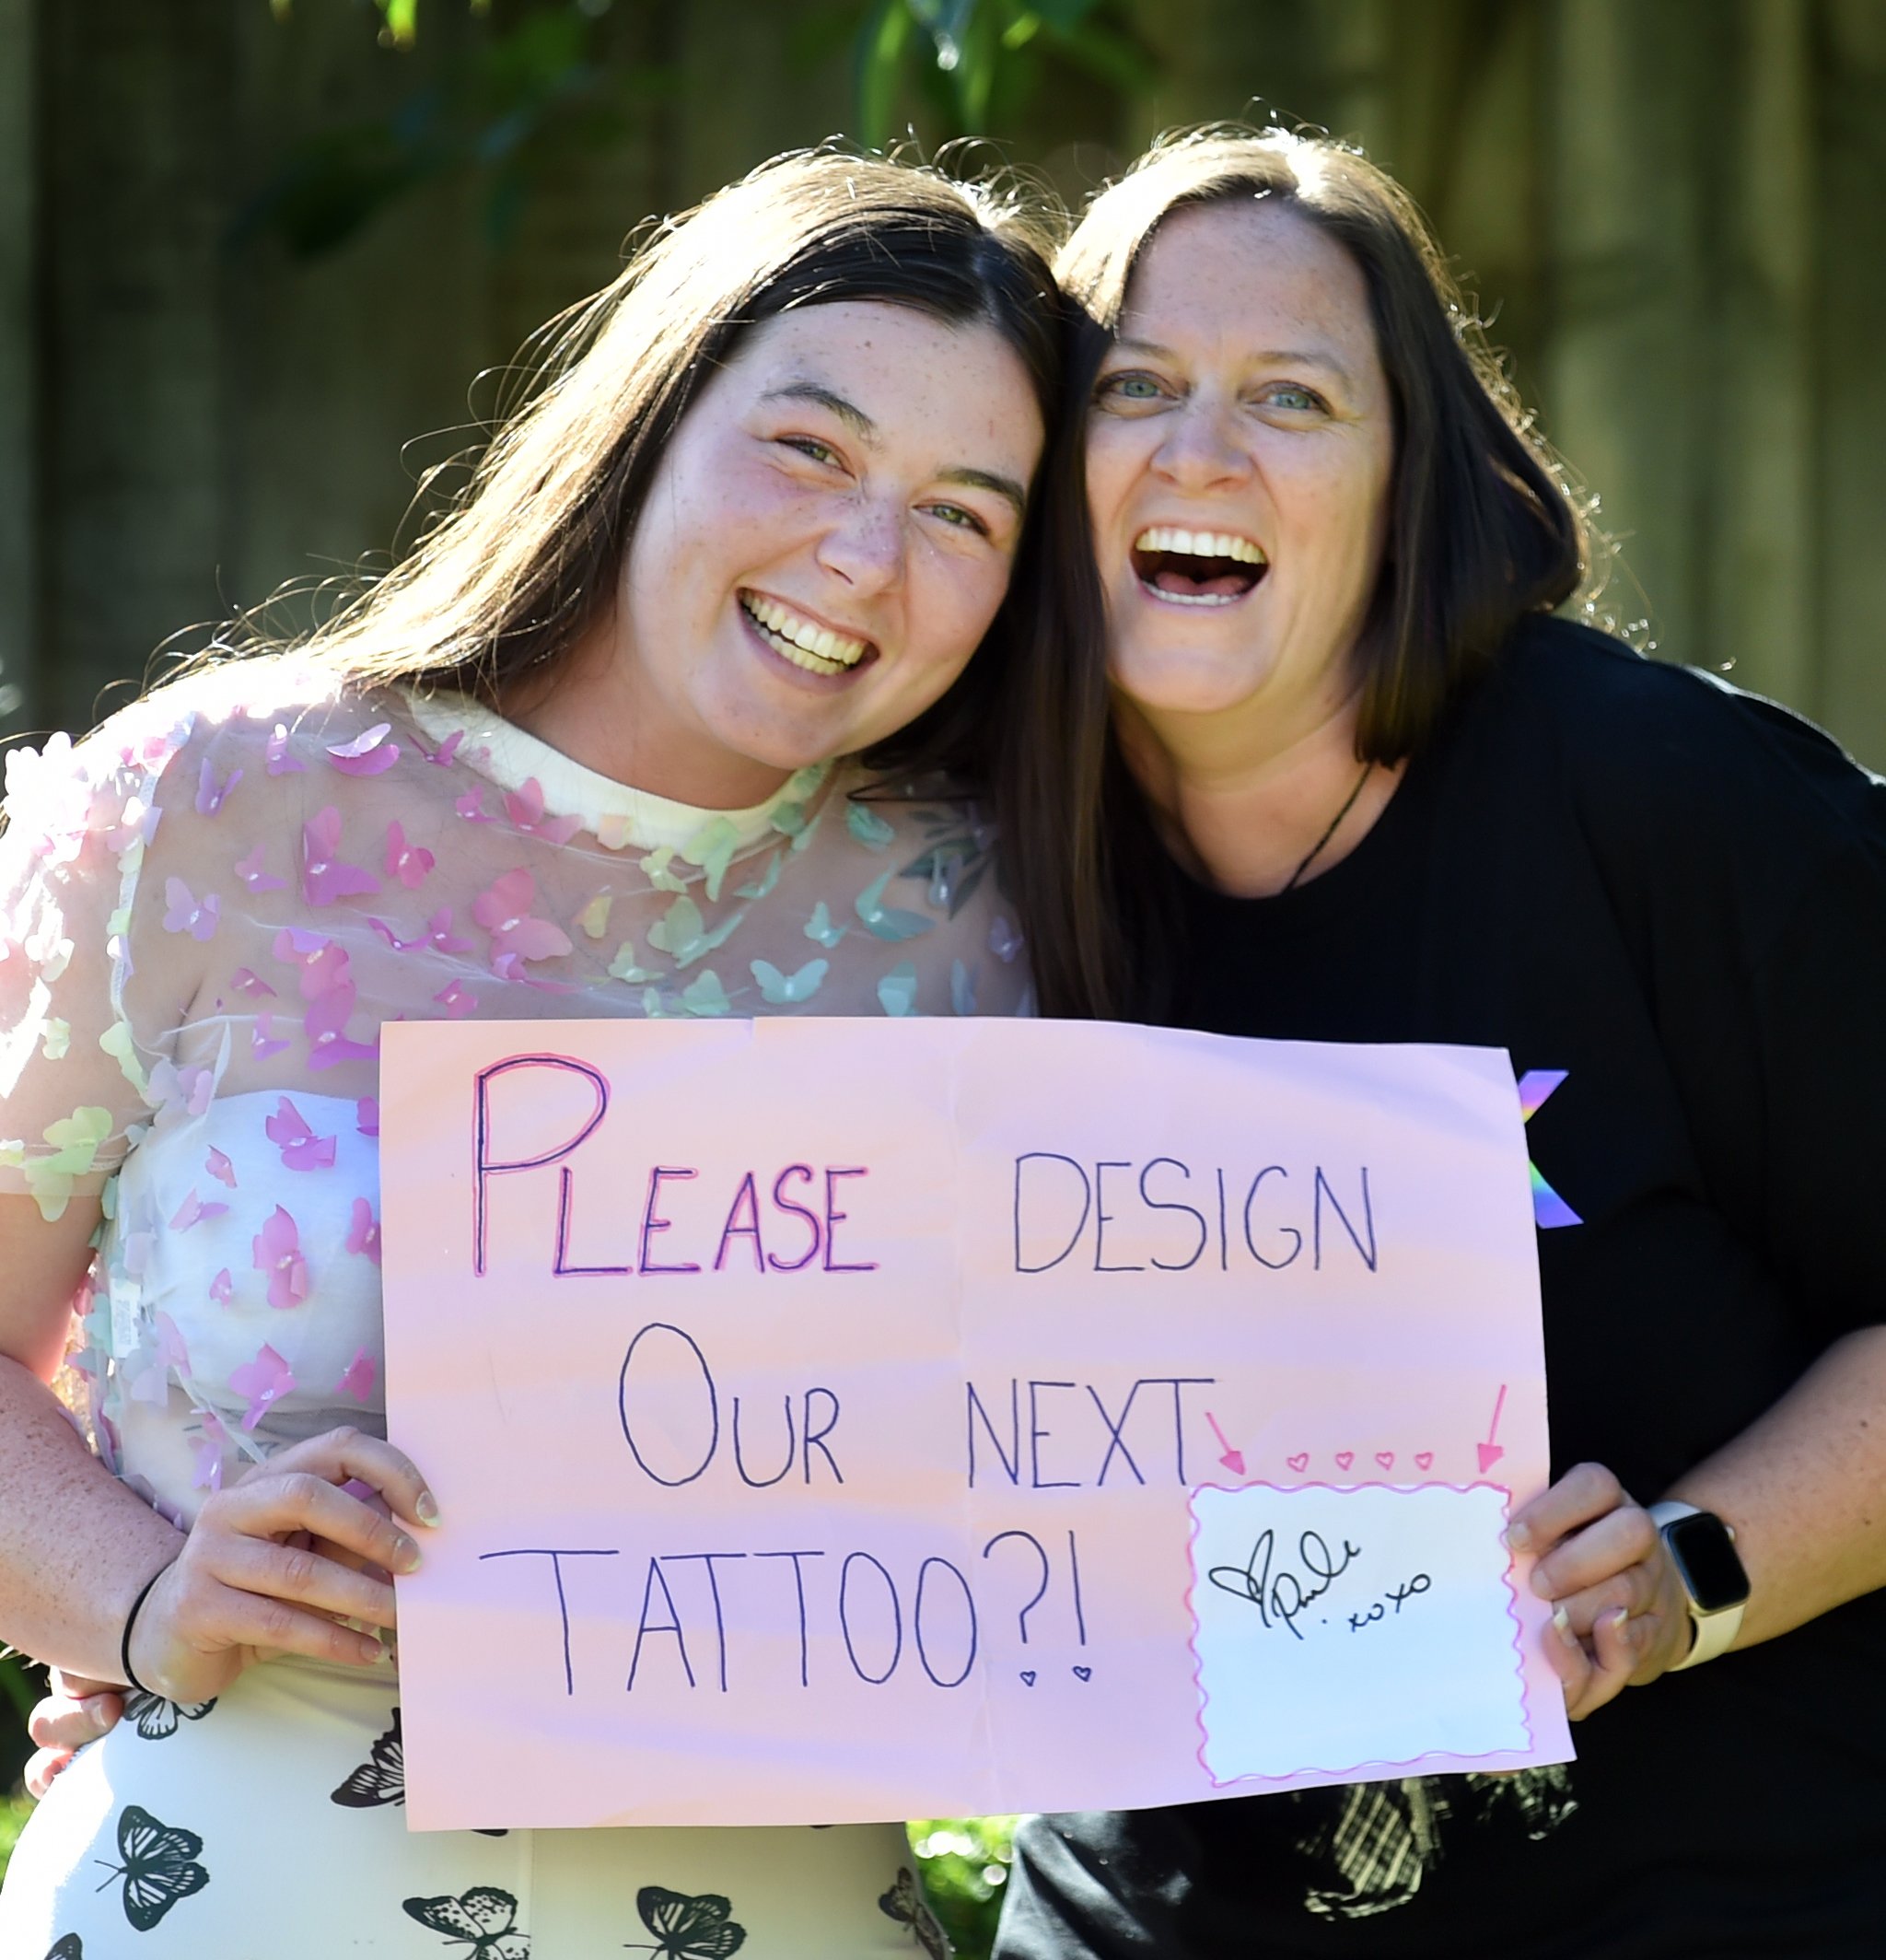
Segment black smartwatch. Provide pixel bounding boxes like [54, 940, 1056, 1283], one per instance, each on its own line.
[1648, 1500, 1750, 1670]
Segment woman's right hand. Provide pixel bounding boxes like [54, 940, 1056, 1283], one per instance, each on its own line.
[125, 1425, 435, 1708]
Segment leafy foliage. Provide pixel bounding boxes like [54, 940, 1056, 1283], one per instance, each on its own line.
[247, 0, 1155, 258]
[908, 1815, 1018, 1960]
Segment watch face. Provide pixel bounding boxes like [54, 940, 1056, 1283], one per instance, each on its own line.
[1665, 1511, 1751, 1613]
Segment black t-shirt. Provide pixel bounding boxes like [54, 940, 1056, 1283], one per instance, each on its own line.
[999, 618, 1886, 1959]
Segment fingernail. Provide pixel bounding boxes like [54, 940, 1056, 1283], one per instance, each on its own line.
[1608, 1605, 1631, 1633]
[1553, 1604, 1578, 1650]
[393, 1534, 422, 1575]
[1530, 1567, 1554, 1600]
[415, 1490, 440, 1527]
[80, 1695, 112, 1728]
[359, 1637, 385, 1664]
[1503, 1521, 1532, 1553]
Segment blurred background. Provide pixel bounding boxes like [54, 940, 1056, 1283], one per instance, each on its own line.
[1, 0, 1882, 1942]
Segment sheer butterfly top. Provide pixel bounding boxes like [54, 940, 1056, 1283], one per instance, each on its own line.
[0, 659, 1028, 1528]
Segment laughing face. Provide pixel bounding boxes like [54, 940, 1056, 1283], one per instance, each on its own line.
[1087, 198, 1396, 752]
[582, 300, 1043, 808]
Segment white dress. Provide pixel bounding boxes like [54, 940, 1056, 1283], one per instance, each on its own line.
[0, 659, 1005, 1956]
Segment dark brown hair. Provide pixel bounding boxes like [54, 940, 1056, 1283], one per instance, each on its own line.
[275, 146, 1067, 791]
[1010, 127, 1589, 1020]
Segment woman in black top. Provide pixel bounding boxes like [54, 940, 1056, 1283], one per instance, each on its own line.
[997, 128, 1886, 1959]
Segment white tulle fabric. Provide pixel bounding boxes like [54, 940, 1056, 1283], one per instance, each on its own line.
[0, 658, 1010, 1955]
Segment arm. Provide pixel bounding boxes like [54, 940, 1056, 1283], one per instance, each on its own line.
[0, 1193, 184, 1681]
[1509, 1322, 1886, 1717]
[0, 1191, 432, 1705]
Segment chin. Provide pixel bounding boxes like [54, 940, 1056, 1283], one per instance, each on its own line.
[1110, 641, 1274, 719]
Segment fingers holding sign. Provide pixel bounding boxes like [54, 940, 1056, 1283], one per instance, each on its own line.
[1506, 1462, 1692, 1721]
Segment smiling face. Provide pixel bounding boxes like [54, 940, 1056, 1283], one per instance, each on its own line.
[585, 300, 1043, 806]
[1087, 197, 1396, 752]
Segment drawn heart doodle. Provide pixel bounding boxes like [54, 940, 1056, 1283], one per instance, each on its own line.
[1072, 1666, 1093, 1682]
[1286, 1452, 1310, 1475]
[1376, 1451, 1396, 1471]
[1415, 1452, 1435, 1471]
[1019, 1671, 1037, 1687]
[1334, 1451, 1355, 1472]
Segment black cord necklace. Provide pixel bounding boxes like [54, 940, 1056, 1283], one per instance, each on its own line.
[1281, 760, 1375, 892]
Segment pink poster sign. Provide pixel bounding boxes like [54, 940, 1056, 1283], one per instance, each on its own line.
[379, 1018, 1574, 1830]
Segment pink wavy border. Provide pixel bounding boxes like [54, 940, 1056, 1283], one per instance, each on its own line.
[1183, 1477, 1536, 1790]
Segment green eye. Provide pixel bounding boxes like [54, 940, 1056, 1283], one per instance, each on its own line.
[1263, 383, 1323, 413]
[928, 502, 989, 536]
[784, 436, 841, 466]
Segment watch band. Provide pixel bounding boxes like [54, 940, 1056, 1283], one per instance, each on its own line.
[1648, 1499, 1746, 1671]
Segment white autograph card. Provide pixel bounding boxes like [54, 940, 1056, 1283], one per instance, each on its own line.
[1189, 1483, 1530, 1783]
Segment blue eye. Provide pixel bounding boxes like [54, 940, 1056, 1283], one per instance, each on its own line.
[1097, 371, 1166, 404]
[1262, 383, 1324, 413]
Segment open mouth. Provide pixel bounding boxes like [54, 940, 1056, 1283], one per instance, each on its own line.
[739, 591, 877, 676]
[1130, 526, 1267, 607]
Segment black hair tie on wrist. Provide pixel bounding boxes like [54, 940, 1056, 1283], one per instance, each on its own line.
[119, 1563, 172, 1698]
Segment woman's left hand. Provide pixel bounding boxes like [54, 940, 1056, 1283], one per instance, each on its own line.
[1506, 1462, 1693, 1720]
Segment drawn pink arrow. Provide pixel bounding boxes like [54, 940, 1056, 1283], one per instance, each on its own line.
[1477, 1384, 1508, 1475]
[1205, 1411, 1246, 1477]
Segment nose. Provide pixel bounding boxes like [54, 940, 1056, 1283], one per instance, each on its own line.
[1151, 391, 1252, 492]
[816, 494, 906, 595]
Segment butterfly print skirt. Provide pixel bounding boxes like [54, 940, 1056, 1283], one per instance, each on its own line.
[0, 1657, 946, 1955]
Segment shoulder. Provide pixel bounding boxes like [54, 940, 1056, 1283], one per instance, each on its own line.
[1463, 614, 1885, 954]
[1482, 613, 1880, 846]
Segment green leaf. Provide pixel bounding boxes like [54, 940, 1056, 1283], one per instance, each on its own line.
[856, 0, 915, 149]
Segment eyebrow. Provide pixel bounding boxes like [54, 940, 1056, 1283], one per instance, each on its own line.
[761, 381, 879, 445]
[1111, 334, 1358, 388]
[939, 466, 1029, 523]
[763, 380, 1029, 522]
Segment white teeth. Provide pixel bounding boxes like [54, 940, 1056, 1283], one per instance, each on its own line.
[1132, 526, 1267, 565]
[741, 594, 868, 671]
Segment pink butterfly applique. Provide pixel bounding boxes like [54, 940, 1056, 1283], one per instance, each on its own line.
[346, 1196, 382, 1266]
[251, 1012, 289, 1060]
[301, 807, 381, 906]
[230, 967, 277, 999]
[454, 786, 495, 823]
[209, 1266, 234, 1307]
[230, 1342, 296, 1429]
[472, 868, 574, 970]
[194, 758, 243, 816]
[169, 1187, 230, 1231]
[385, 820, 436, 889]
[305, 981, 379, 1071]
[417, 727, 463, 767]
[205, 1147, 238, 1188]
[503, 776, 582, 846]
[355, 1097, 379, 1137]
[265, 1097, 337, 1172]
[433, 980, 477, 1019]
[162, 879, 220, 941]
[327, 723, 402, 776]
[265, 722, 308, 776]
[252, 1205, 311, 1309]
[153, 1310, 192, 1375]
[191, 1407, 229, 1491]
[337, 1346, 378, 1403]
[235, 843, 287, 893]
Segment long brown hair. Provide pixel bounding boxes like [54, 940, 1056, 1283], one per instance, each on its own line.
[223, 148, 1069, 792]
[1013, 126, 1589, 1020]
